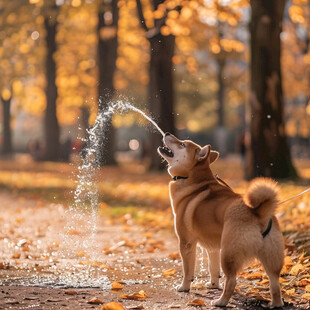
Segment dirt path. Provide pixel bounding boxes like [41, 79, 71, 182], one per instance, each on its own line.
[0, 191, 307, 309]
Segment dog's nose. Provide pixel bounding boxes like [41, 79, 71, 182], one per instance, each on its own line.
[165, 132, 171, 136]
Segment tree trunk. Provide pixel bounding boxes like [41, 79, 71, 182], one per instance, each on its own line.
[1, 95, 12, 156]
[148, 33, 175, 170]
[44, 15, 60, 161]
[217, 57, 225, 128]
[246, 0, 297, 179]
[97, 0, 118, 166]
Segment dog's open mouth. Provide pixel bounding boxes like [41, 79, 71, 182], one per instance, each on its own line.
[158, 145, 174, 158]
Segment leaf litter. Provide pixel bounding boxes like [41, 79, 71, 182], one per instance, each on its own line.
[0, 161, 310, 308]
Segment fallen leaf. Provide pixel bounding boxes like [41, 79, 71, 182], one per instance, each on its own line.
[290, 263, 304, 275]
[255, 279, 269, 285]
[306, 284, 310, 292]
[284, 288, 296, 296]
[100, 302, 125, 310]
[163, 268, 176, 276]
[119, 290, 148, 301]
[297, 278, 310, 286]
[244, 272, 263, 279]
[169, 252, 180, 260]
[301, 293, 310, 300]
[88, 297, 104, 304]
[11, 253, 21, 259]
[143, 232, 154, 239]
[128, 306, 144, 309]
[111, 281, 124, 291]
[76, 250, 86, 257]
[187, 298, 205, 307]
[64, 290, 77, 295]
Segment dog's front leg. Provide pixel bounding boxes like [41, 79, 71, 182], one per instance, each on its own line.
[178, 239, 197, 292]
[207, 250, 221, 288]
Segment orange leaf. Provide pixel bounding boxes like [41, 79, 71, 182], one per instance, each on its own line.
[169, 252, 180, 260]
[143, 232, 154, 239]
[64, 290, 77, 295]
[245, 272, 263, 279]
[12, 253, 21, 259]
[119, 290, 148, 301]
[297, 278, 310, 286]
[187, 299, 205, 306]
[100, 302, 125, 310]
[163, 268, 176, 277]
[255, 279, 269, 285]
[111, 282, 123, 291]
[301, 293, 310, 300]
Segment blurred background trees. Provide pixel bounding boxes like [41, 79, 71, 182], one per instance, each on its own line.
[0, 0, 309, 179]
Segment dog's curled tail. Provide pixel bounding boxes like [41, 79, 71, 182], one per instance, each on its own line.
[245, 178, 279, 222]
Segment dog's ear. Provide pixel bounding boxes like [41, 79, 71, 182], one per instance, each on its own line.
[198, 145, 211, 162]
[209, 151, 219, 164]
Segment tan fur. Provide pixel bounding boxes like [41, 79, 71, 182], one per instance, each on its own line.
[245, 178, 279, 223]
[158, 133, 284, 307]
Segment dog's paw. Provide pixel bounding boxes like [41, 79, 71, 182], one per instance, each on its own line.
[177, 284, 190, 292]
[270, 300, 284, 309]
[206, 281, 220, 289]
[211, 298, 228, 307]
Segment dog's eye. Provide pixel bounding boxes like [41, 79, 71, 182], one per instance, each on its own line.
[180, 142, 186, 147]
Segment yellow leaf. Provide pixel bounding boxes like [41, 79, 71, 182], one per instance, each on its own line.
[187, 299, 205, 306]
[163, 268, 176, 277]
[100, 302, 125, 310]
[111, 282, 123, 291]
[290, 263, 304, 275]
[284, 288, 296, 296]
[306, 285, 310, 292]
[301, 293, 310, 300]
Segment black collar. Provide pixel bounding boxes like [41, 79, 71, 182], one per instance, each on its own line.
[262, 218, 273, 238]
[172, 176, 188, 181]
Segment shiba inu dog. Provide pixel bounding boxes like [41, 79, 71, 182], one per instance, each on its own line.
[158, 133, 284, 307]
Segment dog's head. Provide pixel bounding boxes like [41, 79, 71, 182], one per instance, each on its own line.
[157, 133, 219, 178]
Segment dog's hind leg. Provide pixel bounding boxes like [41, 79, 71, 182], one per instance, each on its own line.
[207, 249, 221, 288]
[212, 250, 240, 307]
[177, 239, 197, 292]
[258, 232, 284, 307]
